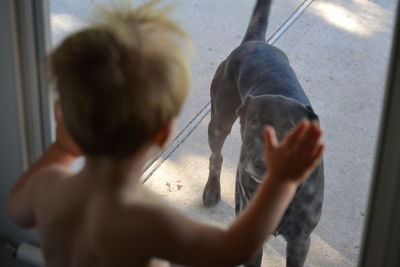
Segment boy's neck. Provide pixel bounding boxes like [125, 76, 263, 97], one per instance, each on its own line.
[79, 143, 159, 192]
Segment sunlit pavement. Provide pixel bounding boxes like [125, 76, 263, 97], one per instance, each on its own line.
[53, 0, 397, 266]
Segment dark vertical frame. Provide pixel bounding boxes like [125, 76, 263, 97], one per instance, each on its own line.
[359, 1, 400, 266]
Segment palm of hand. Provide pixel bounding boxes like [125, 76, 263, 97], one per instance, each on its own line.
[264, 121, 324, 183]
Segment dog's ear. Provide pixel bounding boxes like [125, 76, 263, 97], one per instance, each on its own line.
[305, 105, 319, 121]
[236, 96, 253, 118]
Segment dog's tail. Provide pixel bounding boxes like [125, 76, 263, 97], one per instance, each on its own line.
[241, 0, 272, 44]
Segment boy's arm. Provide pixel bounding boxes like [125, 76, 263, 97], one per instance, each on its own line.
[8, 144, 76, 227]
[138, 121, 324, 266]
[8, 101, 81, 227]
[139, 174, 297, 266]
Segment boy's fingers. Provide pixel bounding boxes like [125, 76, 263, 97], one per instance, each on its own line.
[286, 121, 309, 147]
[299, 124, 323, 153]
[264, 126, 278, 150]
[309, 144, 325, 165]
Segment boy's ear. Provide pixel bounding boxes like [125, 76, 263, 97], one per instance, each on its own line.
[153, 119, 175, 148]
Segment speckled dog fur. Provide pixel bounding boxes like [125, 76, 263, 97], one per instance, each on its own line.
[202, 1, 324, 266]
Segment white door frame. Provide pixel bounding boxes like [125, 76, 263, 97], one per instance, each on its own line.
[0, 0, 51, 250]
[13, 0, 53, 165]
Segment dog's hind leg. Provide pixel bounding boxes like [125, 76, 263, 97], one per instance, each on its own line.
[286, 235, 311, 267]
[203, 64, 241, 207]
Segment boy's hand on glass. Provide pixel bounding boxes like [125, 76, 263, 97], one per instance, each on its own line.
[264, 121, 324, 184]
[54, 100, 82, 157]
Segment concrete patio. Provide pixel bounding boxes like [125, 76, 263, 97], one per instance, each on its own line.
[52, 0, 397, 266]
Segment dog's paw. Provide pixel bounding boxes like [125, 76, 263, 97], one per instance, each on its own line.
[202, 182, 221, 207]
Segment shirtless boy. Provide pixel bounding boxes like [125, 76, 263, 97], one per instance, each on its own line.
[8, 1, 324, 266]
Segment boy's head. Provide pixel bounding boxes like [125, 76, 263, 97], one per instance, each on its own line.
[50, 0, 191, 159]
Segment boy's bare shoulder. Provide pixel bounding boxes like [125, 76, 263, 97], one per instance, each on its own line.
[89, 187, 180, 259]
[34, 164, 71, 178]
[102, 186, 174, 230]
[31, 165, 72, 190]
[27, 165, 74, 212]
[98, 186, 193, 240]
[94, 186, 226, 265]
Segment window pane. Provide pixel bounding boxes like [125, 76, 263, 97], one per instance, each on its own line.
[50, 0, 396, 266]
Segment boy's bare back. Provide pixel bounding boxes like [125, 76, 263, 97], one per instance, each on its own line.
[30, 166, 174, 267]
[8, 1, 324, 266]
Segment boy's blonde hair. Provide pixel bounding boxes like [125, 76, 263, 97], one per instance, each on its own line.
[50, 0, 191, 158]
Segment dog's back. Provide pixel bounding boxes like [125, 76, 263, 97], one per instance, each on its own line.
[227, 42, 311, 105]
[225, 0, 310, 106]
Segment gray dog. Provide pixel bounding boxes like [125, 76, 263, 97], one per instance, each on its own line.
[202, 0, 324, 266]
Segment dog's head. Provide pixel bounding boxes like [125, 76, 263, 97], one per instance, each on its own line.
[236, 95, 318, 181]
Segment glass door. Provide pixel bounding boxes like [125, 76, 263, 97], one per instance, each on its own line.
[1, 0, 399, 266]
